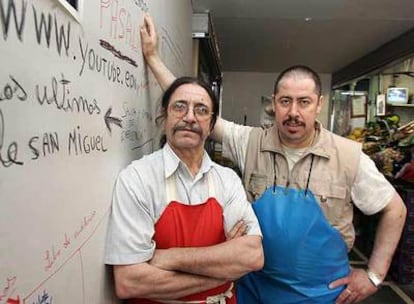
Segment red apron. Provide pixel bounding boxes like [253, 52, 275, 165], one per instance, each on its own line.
[128, 173, 235, 304]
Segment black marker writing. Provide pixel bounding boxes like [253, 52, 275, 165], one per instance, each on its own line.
[32, 5, 70, 56]
[32, 290, 53, 304]
[0, 0, 27, 41]
[68, 125, 107, 156]
[28, 132, 59, 160]
[0, 109, 23, 168]
[35, 74, 101, 115]
[78, 38, 123, 85]
[0, 75, 27, 103]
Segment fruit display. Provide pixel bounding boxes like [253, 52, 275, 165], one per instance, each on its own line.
[370, 148, 404, 177]
[347, 127, 365, 142]
[346, 116, 414, 176]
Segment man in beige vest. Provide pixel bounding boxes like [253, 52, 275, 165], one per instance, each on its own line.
[140, 15, 407, 304]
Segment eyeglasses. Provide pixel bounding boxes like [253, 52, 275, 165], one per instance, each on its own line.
[169, 100, 214, 121]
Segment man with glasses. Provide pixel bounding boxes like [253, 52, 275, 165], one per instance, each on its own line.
[105, 77, 264, 304]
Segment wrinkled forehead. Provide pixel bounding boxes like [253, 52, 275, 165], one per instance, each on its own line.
[276, 75, 318, 96]
[170, 84, 212, 106]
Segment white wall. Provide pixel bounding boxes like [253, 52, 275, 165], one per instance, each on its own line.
[221, 71, 332, 127]
[0, 0, 192, 302]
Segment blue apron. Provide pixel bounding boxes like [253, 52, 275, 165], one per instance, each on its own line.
[237, 161, 350, 303]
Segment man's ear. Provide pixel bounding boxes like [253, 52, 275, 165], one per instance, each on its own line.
[316, 95, 324, 114]
[271, 94, 277, 113]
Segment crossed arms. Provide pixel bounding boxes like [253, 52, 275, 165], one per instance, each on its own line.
[114, 230, 263, 300]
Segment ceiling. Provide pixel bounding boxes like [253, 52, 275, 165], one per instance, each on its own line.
[192, 0, 414, 74]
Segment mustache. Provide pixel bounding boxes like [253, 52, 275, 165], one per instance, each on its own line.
[282, 116, 305, 126]
[173, 123, 203, 135]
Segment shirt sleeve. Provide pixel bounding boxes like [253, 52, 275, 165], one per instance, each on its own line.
[104, 168, 156, 265]
[222, 120, 253, 174]
[217, 167, 262, 237]
[351, 152, 396, 215]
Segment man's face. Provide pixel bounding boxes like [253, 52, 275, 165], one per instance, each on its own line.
[165, 83, 213, 152]
[272, 76, 323, 148]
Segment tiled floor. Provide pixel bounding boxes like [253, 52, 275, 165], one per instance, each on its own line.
[350, 247, 414, 303]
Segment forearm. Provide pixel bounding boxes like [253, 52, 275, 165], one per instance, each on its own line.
[149, 235, 263, 281]
[145, 53, 176, 91]
[210, 117, 226, 143]
[368, 192, 407, 279]
[114, 263, 226, 300]
[140, 14, 176, 91]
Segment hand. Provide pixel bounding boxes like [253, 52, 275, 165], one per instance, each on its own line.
[140, 14, 159, 61]
[329, 268, 379, 303]
[226, 220, 248, 240]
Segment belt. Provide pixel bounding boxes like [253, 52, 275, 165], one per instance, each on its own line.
[156, 282, 234, 304]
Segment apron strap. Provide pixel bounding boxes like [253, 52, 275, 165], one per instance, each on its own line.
[165, 171, 216, 203]
[156, 283, 233, 304]
[166, 174, 178, 202]
[207, 171, 215, 198]
[305, 154, 315, 196]
[272, 153, 277, 192]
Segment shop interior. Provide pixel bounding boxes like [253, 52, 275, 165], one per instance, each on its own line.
[329, 54, 414, 303]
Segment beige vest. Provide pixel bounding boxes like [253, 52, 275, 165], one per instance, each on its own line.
[243, 123, 361, 250]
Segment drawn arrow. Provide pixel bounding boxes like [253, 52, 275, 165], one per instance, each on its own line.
[104, 107, 123, 133]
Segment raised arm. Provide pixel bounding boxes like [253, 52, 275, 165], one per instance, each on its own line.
[140, 14, 227, 142]
[114, 262, 226, 300]
[140, 14, 175, 90]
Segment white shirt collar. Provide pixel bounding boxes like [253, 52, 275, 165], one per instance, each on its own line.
[162, 143, 213, 179]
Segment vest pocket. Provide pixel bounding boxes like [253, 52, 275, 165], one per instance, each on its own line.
[311, 182, 355, 249]
[247, 173, 268, 200]
[311, 183, 348, 221]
